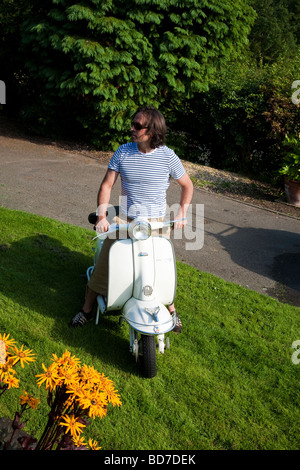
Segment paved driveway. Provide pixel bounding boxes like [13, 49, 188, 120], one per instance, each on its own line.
[1, 133, 300, 307]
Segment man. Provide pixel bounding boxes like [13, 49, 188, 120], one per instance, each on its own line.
[70, 106, 193, 331]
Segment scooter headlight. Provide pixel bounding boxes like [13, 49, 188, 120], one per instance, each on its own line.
[129, 219, 152, 240]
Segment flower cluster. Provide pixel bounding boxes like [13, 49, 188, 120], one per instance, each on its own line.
[20, 390, 40, 410]
[0, 333, 36, 394]
[35, 350, 122, 450]
[0, 333, 122, 451]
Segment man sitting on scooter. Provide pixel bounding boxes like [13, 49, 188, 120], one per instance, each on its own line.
[70, 106, 193, 331]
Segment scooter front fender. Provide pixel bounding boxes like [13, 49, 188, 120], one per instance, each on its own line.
[122, 297, 176, 335]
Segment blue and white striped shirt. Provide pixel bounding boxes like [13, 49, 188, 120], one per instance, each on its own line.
[108, 142, 185, 218]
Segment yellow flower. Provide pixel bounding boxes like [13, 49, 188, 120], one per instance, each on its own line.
[59, 414, 86, 438]
[98, 372, 115, 388]
[10, 344, 36, 368]
[20, 390, 40, 410]
[66, 381, 89, 401]
[88, 438, 101, 450]
[36, 363, 60, 391]
[72, 435, 87, 448]
[52, 351, 81, 369]
[2, 373, 20, 389]
[0, 333, 17, 351]
[105, 385, 122, 408]
[78, 388, 107, 419]
[59, 365, 79, 387]
[0, 358, 17, 380]
[79, 364, 102, 386]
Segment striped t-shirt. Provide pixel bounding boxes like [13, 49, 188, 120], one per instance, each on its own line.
[108, 142, 185, 218]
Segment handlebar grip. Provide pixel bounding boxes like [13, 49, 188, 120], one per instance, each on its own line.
[88, 212, 97, 225]
[88, 211, 111, 225]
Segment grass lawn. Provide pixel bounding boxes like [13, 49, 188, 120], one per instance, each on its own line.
[0, 206, 299, 450]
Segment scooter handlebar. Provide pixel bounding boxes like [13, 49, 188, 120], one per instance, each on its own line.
[93, 218, 187, 240]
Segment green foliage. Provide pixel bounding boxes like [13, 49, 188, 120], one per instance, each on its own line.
[1, 0, 255, 147]
[279, 134, 300, 182]
[0, 0, 36, 113]
[249, 0, 299, 64]
[169, 53, 300, 183]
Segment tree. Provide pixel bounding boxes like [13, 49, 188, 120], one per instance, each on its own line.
[16, 0, 255, 147]
[169, 51, 300, 183]
[0, 0, 36, 111]
[249, 0, 299, 64]
[288, 0, 300, 44]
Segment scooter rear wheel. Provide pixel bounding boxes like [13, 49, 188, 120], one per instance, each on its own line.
[140, 335, 157, 378]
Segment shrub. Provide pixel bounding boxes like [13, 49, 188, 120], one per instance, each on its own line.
[279, 134, 300, 182]
[170, 53, 300, 184]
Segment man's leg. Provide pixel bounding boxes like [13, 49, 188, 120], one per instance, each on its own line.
[70, 214, 122, 327]
[83, 286, 99, 313]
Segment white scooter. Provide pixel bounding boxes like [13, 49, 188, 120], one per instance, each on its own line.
[87, 211, 181, 378]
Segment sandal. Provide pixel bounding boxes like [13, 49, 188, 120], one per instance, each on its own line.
[70, 310, 92, 327]
[172, 310, 182, 333]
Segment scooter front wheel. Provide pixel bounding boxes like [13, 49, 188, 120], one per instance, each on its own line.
[139, 335, 157, 378]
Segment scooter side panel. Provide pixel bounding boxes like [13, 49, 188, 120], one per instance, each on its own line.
[152, 237, 177, 305]
[107, 239, 134, 310]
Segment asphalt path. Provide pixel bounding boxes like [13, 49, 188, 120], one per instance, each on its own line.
[1, 133, 300, 307]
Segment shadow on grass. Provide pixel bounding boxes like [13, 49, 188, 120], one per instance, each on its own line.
[0, 233, 137, 375]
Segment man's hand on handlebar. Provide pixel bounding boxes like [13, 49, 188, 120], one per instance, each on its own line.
[173, 211, 187, 230]
[95, 217, 110, 233]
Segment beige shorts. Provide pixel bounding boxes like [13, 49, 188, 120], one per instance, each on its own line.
[87, 213, 170, 295]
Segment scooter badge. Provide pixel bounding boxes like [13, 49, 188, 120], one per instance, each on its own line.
[143, 285, 153, 296]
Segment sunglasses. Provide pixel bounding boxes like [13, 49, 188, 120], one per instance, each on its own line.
[131, 121, 148, 131]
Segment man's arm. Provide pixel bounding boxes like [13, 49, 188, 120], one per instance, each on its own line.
[174, 172, 194, 229]
[95, 169, 119, 232]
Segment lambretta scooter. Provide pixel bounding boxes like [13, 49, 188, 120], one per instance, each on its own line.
[87, 210, 182, 378]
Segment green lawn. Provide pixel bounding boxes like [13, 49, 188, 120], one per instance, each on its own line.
[0, 206, 299, 450]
